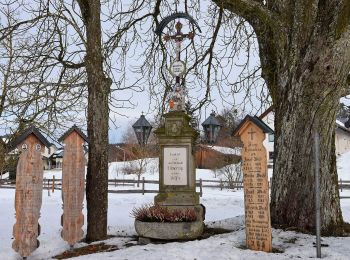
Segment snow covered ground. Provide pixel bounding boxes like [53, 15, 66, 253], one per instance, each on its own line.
[0, 152, 349, 259]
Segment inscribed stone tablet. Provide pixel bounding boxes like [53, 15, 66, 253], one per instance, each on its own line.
[163, 147, 187, 185]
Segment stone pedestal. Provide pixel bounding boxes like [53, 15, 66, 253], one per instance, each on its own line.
[154, 111, 204, 223]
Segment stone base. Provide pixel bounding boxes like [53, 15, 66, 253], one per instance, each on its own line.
[154, 191, 200, 205]
[138, 236, 152, 245]
[135, 220, 204, 240]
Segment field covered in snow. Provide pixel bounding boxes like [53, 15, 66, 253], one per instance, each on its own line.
[0, 152, 349, 259]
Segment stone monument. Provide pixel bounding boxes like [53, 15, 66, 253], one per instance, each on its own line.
[59, 125, 88, 247]
[11, 126, 50, 258]
[135, 111, 204, 240]
[135, 13, 204, 241]
[154, 112, 203, 216]
[234, 115, 273, 252]
[155, 14, 204, 225]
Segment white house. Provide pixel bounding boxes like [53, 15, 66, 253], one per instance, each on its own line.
[258, 106, 350, 163]
[335, 119, 350, 155]
[258, 107, 275, 164]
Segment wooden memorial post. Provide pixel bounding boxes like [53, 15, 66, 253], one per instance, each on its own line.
[234, 116, 273, 252]
[12, 126, 51, 258]
[59, 125, 88, 246]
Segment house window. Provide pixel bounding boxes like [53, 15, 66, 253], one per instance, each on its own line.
[268, 133, 274, 142]
[269, 152, 274, 160]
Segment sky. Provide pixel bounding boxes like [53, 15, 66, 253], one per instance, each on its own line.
[0, 1, 349, 144]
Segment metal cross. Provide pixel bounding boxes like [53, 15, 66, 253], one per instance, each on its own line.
[248, 128, 256, 140]
[164, 21, 194, 111]
[163, 21, 194, 62]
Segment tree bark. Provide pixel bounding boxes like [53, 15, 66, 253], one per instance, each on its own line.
[214, 0, 350, 234]
[77, 0, 111, 242]
[272, 77, 344, 234]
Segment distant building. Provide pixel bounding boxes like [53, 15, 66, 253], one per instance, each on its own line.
[258, 106, 350, 162]
[194, 144, 241, 169]
[335, 119, 350, 155]
[49, 148, 64, 169]
[258, 106, 275, 164]
[42, 144, 59, 170]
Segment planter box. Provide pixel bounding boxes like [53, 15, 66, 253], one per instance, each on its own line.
[135, 220, 204, 240]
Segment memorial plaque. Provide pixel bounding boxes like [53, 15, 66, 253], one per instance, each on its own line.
[59, 126, 87, 246]
[163, 147, 187, 186]
[235, 117, 272, 252]
[169, 60, 186, 77]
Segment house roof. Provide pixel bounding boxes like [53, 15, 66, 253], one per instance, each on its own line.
[58, 125, 89, 143]
[345, 118, 350, 128]
[0, 134, 10, 139]
[258, 105, 274, 120]
[50, 149, 64, 158]
[336, 120, 350, 134]
[206, 145, 241, 156]
[10, 125, 51, 149]
[232, 115, 274, 136]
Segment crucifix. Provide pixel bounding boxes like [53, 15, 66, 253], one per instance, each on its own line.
[163, 21, 194, 63]
[163, 21, 194, 111]
[248, 128, 256, 140]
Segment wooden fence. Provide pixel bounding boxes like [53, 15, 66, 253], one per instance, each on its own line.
[0, 177, 349, 198]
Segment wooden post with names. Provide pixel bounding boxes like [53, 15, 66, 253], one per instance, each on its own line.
[11, 126, 51, 258]
[234, 116, 273, 252]
[59, 125, 88, 246]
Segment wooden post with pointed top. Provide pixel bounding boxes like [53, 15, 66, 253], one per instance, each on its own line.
[234, 116, 273, 252]
[59, 126, 87, 246]
[12, 126, 50, 258]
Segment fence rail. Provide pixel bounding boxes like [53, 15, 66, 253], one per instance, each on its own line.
[0, 178, 349, 198]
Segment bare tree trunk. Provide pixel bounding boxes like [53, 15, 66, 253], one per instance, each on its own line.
[269, 25, 350, 233]
[77, 0, 111, 242]
[271, 83, 344, 234]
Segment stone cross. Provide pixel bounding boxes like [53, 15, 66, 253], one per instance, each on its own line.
[59, 126, 87, 246]
[234, 116, 272, 252]
[12, 126, 50, 258]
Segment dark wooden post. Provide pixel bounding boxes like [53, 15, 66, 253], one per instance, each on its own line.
[52, 175, 55, 193]
[142, 177, 145, 195]
[340, 179, 343, 192]
[12, 126, 50, 258]
[59, 126, 88, 246]
[199, 179, 203, 197]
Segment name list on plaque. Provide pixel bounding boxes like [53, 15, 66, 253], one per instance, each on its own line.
[163, 147, 187, 186]
[241, 125, 272, 252]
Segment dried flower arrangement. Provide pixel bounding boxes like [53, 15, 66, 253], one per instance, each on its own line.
[131, 204, 197, 223]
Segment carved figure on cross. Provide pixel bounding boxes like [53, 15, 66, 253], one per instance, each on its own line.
[164, 21, 194, 112]
[163, 21, 194, 61]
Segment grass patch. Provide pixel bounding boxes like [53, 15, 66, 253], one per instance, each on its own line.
[198, 226, 233, 240]
[284, 237, 297, 244]
[238, 244, 284, 253]
[54, 243, 118, 259]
